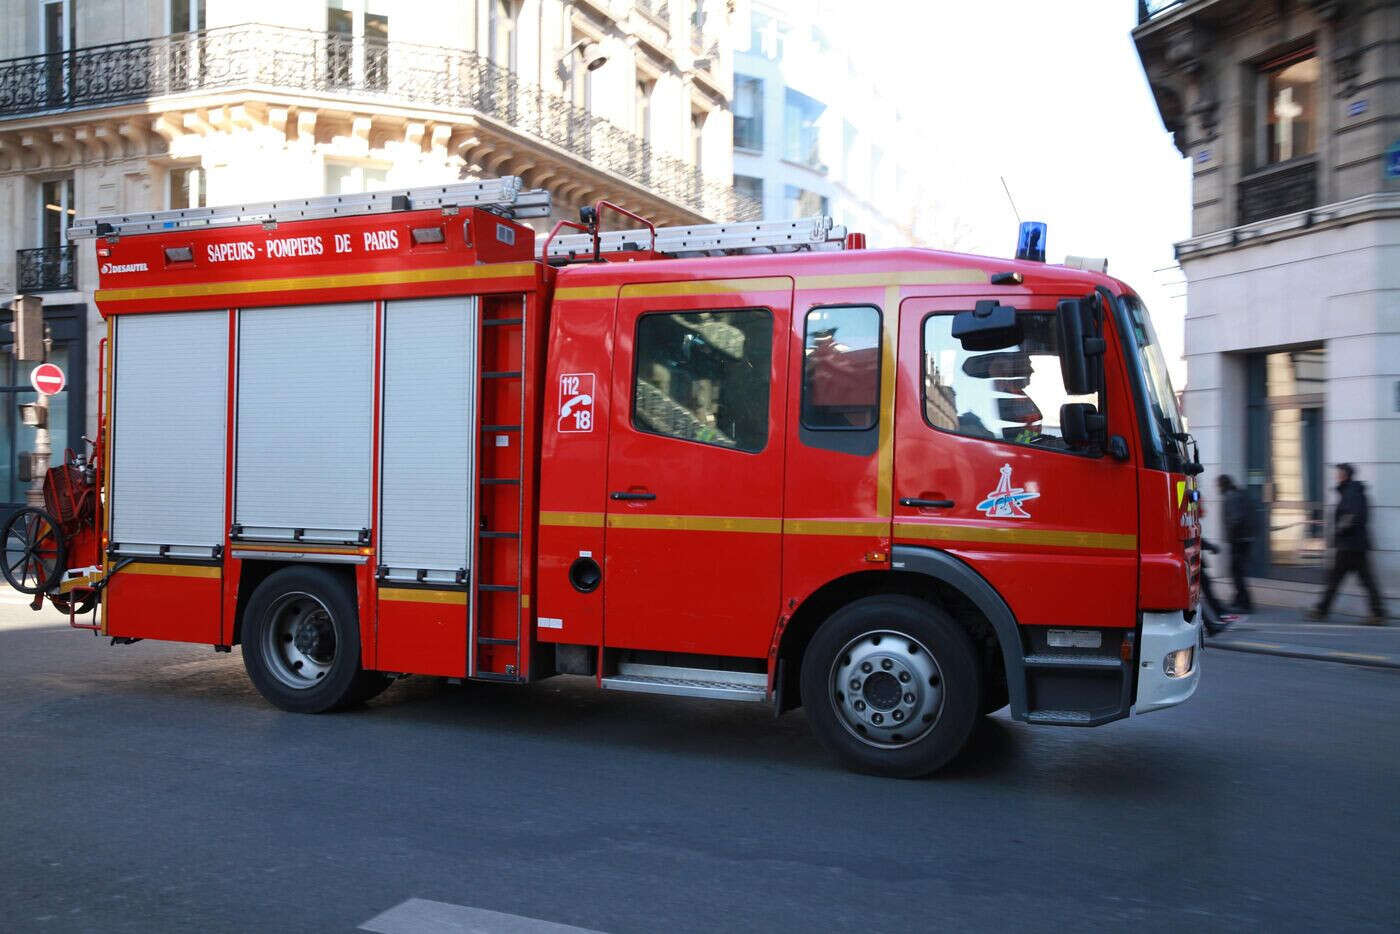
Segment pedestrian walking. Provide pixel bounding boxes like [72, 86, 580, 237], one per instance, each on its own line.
[1309, 463, 1387, 626]
[1217, 474, 1254, 613]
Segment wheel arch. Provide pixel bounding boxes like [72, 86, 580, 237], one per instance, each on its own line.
[231, 559, 358, 647]
[777, 546, 1027, 720]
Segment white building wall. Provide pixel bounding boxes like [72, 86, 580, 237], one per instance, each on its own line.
[1184, 214, 1400, 607]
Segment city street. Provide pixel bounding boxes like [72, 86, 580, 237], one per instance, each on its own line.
[1, 593, 1396, 933]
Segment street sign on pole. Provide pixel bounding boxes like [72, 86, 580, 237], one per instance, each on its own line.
[30, 363, 65, 396]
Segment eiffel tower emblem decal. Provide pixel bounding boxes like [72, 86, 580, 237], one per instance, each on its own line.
[976, 464, 1039, 518]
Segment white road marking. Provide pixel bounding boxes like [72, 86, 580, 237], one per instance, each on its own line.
[360, 899, 606, 934]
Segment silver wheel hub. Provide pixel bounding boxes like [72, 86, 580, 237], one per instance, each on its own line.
[830, 629, 943, 748]
[263, 592, 337, 690]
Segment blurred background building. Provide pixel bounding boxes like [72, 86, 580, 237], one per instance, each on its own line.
[729, 0, 936, 247]
[0, 0, 757, 520]
[1134, 0, 1398, 609]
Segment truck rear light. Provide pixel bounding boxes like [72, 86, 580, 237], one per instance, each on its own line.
[1163, 647, 1194, 678]
[1047, 628, 1101, 649]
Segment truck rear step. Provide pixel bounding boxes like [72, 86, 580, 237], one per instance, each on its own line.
[601, 663, 767, 703]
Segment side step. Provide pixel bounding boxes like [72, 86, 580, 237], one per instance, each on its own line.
[601, 663, 767, 703]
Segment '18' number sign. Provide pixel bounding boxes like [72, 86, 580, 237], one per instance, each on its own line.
[557, 373, 595, 433]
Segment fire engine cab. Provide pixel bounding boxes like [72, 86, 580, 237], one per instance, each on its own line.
[6, 177, 1202, 776]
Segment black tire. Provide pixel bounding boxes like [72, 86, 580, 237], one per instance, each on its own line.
[800, 595, 981, 778]
[240, 566, 382, 714]
[1, 507, 67, 595]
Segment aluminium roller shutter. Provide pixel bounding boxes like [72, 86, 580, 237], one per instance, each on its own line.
[109, 310, 229, 558]
[233, 302, 373, 543]
[378, 297, 477, 583]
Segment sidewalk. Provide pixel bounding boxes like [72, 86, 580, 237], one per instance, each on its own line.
[1205, 604, 1400, 670]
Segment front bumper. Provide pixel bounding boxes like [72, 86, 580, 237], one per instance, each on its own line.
[1133, 610, 1202, 714]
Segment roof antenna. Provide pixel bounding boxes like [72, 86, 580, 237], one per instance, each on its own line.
[1000, 176, 1022, 224]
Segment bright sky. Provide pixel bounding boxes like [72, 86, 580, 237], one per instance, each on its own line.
[848, 0, 1193, 385]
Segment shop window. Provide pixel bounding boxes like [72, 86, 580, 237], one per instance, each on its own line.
[922, 312, 1099, 453]
[801, 306, 880, 430]
[632, 310, 772, 453]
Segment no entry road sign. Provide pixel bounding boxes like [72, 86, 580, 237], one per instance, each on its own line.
[30, 363, 65, 395]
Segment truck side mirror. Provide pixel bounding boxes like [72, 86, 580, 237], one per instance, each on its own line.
[1060, 402, 1106, 448]
[952, 300, 1022, 351]
[1056, 297, 1104, 396]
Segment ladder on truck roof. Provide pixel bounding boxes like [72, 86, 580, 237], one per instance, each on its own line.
[67, 176, 552, 239]
[537, 215, 849, 263]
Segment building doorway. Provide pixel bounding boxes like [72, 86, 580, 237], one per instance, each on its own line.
[1246, 347, 1326, 581]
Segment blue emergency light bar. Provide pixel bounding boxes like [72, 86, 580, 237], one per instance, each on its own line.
[1016, 221, 1047, 263]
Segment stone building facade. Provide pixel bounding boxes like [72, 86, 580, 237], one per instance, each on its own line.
[1134, 0, 1398, 612]
[0, 0, 753, 519]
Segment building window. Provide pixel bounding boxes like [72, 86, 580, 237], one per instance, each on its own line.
[783, 185, 828, 219]
[326, 4, 389, 90]
[168, 167, 206, 210]
[734, 75, 763, 151]
[325, 163, 389, 195]
[489, 0, 518, 71]
[170, 0, 207, 33]
[1260, 51, 1318, 166]
[691, 109, 706, 172]
[783, 88, 824, 167]
[801, 306, 880, 431]
[636, 79, 653, 144]
[733, 174, 763, 210]
[922, 311, 1100, 453]
[632, 310, 772, 453]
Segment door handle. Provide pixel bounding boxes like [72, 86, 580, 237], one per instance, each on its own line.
[610, 491, 656, 501]
[899, 497, 954, 509]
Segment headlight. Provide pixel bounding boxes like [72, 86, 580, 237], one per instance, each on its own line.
[1163, 647, 1194, 678]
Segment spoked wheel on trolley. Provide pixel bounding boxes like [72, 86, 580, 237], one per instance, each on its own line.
[1, 506, 68, 595]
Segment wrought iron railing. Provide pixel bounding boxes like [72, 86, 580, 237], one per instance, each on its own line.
[0, 25, 759, 222]
[17, 246, 76, 292]
[1238, 159, 1317, 226]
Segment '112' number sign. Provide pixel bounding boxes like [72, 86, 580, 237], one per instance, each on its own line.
[558, 373, 595, 433]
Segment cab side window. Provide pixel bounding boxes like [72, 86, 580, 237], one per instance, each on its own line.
[922, 312, 1100, 453]
[801, 305, 880, 431]
[632, 309, 772, 453]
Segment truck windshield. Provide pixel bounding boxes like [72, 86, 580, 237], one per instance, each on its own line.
[1122, 294, 1186, 463]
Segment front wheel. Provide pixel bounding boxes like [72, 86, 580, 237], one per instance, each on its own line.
[241, 566, 388, 713]
[801, 595, 981, 778]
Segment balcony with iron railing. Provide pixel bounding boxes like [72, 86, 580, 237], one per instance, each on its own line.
[17, 246, 76, 293]
[1238, 158, 1317, 226]
[0, 24, 759, 222]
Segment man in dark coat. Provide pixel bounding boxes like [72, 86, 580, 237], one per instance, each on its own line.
[1217, 474, 1254, 613]
[1310, 464, 1386, 625]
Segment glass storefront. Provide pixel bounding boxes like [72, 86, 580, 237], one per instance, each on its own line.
[1246, 346, 1325, 581]
[0, 305, 85, 523]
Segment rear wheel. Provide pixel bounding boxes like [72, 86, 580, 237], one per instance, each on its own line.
[240, 566, 387, 713]
[801, 595, 981, 777]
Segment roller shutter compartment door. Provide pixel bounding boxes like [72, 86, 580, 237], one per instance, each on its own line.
[234, 303, 373, 543]
[378, 297, 477, 584]
[110, 311, 229, 558]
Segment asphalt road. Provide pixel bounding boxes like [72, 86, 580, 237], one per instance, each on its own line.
[2, 596, 1397, 933]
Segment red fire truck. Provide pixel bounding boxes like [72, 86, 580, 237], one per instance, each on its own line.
[5, 177, 1202, 776]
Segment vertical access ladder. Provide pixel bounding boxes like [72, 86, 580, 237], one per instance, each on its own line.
[471, 295, 529, 680]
